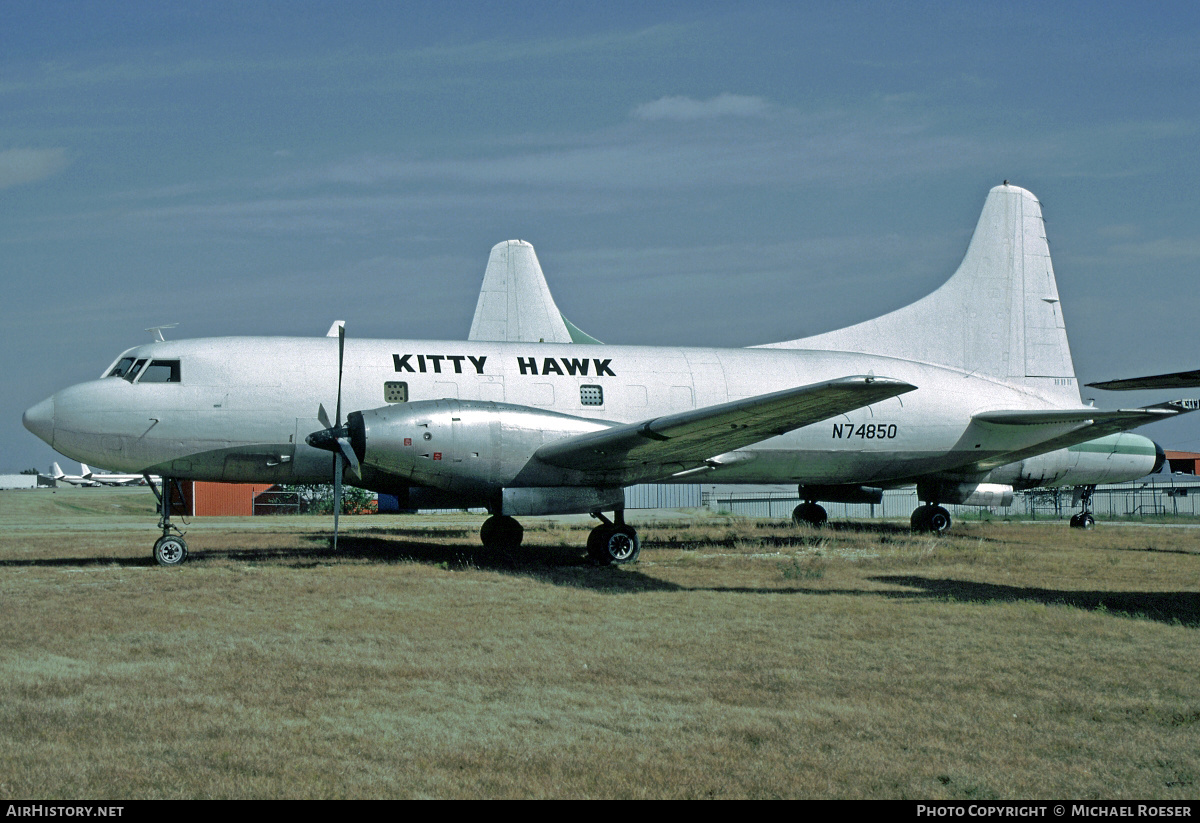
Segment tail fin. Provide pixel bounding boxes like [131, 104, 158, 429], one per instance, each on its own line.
[51, 462, 64, 478]
[766, 184, 1080, 402]
[468, 240, 601, 344]
[80, 464, 92, 478]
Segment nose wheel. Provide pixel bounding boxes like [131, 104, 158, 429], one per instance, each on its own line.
[1069, 485, 1096, 529]
[153, 534, 188, 566]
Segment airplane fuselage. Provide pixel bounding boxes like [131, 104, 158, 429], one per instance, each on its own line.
[24, 335, 1157, 510]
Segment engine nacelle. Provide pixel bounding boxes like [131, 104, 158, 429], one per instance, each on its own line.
[918, 480, 1014, 507]
[346, 399, 611, 497]
[997, 433, 1163, 489]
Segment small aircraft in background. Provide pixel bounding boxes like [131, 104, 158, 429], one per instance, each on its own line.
[50, 462, 158, 487]
[24, 184, 1197, 565]
[50, 462, 100, 487]
[81, 464, 160, 486]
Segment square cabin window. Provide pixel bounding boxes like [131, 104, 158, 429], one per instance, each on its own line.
[580, 385, 603, 406]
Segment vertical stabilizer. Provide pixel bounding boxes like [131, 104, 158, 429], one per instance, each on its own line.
[468, 240, 602, 344]
[469, 241, 574, 343]
[765, 184, 1079, 402]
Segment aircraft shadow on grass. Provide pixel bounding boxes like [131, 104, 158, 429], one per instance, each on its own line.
[0, 536, 686, 593]
[869, 575, 1200, 627]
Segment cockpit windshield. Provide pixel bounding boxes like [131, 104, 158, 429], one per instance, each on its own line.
[107, 357, 137, 379]
[105, 355, 182, 383]
[125, 359, 148, 382]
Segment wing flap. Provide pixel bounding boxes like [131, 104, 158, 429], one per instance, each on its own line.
[534, 375, 916, 480]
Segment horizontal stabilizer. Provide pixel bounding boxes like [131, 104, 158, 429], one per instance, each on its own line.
[968, 400, 1198, 471]
[1087, 369, 1200, 391]
[535, 375, 915, 484]
[973, 406, 1180, 427]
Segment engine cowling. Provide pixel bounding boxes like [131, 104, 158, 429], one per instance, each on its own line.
[1001, 433, 1163, 489]
[345, 399, 612, 495]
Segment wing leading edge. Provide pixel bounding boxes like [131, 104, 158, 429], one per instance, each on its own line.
[532, 375, 916, 485]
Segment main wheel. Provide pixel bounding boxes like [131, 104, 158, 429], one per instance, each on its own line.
[480, 515, 524, 550]
[153, 535, 188, 566]
[927, 506, 952, 534]
[1069, 513, 1095, 530]
[587, 524, 640, 565]
[792, 502, 828, 528]
[910, 505, 931, 531]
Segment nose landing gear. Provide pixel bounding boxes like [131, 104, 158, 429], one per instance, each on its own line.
[146, 475, 188, 565]
[1069, 485, 1096, 529]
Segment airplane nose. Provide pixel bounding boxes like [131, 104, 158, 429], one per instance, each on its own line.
[23, 396, 54, 446]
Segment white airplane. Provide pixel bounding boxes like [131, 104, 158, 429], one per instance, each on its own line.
[50, 462, 100, 487]
[80, 464, 161, 486]
[24, 184, 1197, 566]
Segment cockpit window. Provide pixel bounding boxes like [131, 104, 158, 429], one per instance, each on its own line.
[107, 357, 137, 379]
[139, 360, 181, 383]
[124, 359, 148, 383]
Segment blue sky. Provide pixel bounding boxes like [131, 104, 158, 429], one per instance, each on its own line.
[5, 1, 1200, 472]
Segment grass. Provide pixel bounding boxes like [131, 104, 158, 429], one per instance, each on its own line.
[0, 488, 1198, 798]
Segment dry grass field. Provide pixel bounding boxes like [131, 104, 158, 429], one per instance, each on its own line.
[1, 487, 1197, 799]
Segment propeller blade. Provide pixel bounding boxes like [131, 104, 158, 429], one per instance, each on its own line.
[337, 436, 362, 481]
[317, 403, 331, 431]
[332, 451, 342, 551]
[335, 324, 346, 428]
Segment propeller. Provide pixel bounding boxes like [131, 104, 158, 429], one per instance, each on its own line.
[305, 324, 361, 551]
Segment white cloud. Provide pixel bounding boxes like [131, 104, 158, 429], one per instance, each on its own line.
[0, 148, 72, 189]
[632, 93, 771, 121]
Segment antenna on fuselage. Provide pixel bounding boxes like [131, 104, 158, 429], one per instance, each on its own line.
[145, 324, 179, 342]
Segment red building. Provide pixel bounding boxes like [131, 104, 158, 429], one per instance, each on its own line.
[167, 481, 277, 516]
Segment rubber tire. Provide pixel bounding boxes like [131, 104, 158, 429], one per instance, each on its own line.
[928, 506, 952, 534]
[910, 506, 931, 531]
[153, 535, 188, 566]
[588, 524, 640, 565]
[792, 502, 828, 528]
[480, 515, 523, 550]
[1070, 513, 1095, 530]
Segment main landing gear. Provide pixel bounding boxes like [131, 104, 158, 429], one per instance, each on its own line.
[792, 501, 828, 528]
[1069, 485, 1096, 530]
[477, 510, 641, 565]
[587, 510, 640, 565]
[147, 475, 189, 566]
[911, 504, 952, 534]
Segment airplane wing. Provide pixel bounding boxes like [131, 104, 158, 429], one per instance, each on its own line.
[967, 400, 1199, 471]
[1086, 369, 1200, 391]
[532, 375, 916, 485]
